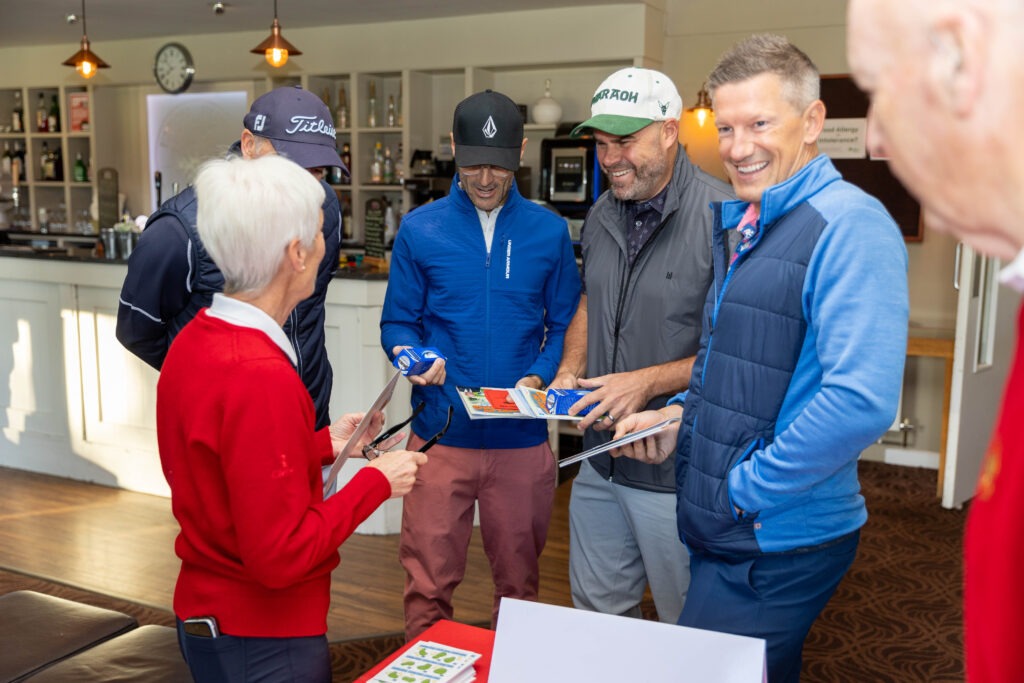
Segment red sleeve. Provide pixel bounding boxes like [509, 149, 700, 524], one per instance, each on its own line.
[315, 427, 335, 466]
[218, 361, 390, 589]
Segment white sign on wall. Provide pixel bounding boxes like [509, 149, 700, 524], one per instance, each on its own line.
[819, 117, 867, 160]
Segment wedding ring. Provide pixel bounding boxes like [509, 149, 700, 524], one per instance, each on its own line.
[607, 414, 616, 423]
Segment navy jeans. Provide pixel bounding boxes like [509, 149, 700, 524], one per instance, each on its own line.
[678, 531, 859, 683]
[176, 619, 331, 683]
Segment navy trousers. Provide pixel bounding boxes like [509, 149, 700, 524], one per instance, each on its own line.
[176, 620, 331, 683]
[678, 531, 859, 683]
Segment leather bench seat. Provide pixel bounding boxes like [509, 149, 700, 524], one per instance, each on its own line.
[28, 625, 191, 683]
[0, 590, 137, 683]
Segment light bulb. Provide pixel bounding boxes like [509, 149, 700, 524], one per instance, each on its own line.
[696, 108, 708, 128]
[77, 60, 96, 79]
[266, 48, 288, 68]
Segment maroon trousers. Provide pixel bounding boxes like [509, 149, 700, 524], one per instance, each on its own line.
[400, 433, 556, 640]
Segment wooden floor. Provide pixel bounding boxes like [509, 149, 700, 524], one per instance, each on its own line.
[0, 465, 575, 642]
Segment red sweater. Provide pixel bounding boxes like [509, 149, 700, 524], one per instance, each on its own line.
[964, 303, 1024, 680]
[156, 310, 390, 637]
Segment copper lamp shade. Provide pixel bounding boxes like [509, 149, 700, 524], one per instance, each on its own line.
[251, 1, 302, 68]
[63, 0, 109, 79]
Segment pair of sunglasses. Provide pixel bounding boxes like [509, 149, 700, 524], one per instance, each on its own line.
[362, 403, 454, 460]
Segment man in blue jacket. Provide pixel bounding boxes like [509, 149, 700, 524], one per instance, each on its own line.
[115, 86, 344, 430]
[380, 90, 581, 640]
[612, 35, 909, 683]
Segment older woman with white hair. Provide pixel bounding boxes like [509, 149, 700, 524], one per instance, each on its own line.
[157, 154, 426, 683]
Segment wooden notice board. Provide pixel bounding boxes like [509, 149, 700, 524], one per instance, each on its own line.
[820, 75, 923, 242]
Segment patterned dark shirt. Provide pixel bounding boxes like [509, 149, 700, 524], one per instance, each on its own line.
[626, 184, 670, 265]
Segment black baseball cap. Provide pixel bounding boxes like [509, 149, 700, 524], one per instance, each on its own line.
[452, 90, 523, 171]
[243, 86, 345, 172]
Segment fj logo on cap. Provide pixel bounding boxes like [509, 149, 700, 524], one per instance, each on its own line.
[253, 114, 266, 132]
[482, 116, 497, 139]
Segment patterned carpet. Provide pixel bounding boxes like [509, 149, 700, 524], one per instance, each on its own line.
[0, 460, 965, 682]
[802, 460, 965, 682]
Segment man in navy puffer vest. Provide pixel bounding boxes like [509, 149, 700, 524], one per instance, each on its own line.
[611, 35, 908, 683]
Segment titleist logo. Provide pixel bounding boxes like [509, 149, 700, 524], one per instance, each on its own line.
[285, 115, 336, 139]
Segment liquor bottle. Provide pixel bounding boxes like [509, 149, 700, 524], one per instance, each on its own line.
[48, 95, 60, 133]
[341, 195, 353, 241]
[340, 142, 351, 184]
[328, 156, 343, 185]
[52, 144, 63, 181]
[40, 141, 51, 180]
[367, 80, 377, 128]
[395, 142, 406, 183]
[336, 86, 349, 129]
[382, 145, 395, 185]
[13, 141, 26, 182]
[369, 141, 383, 183]
[1, 142, 11, 179]
[320, 87, 334, 123]
[386, 95, 396, 128]
[397, 81, 403, 127]
[384, 202, 397, 247]
[73, 152, 88, 182]
[36, 93, 47, 132]
[11, 90, 23, 133]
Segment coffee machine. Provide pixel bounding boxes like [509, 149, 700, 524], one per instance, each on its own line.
[539, 136, 606, 243]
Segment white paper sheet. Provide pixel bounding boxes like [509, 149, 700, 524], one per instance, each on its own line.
[490, 598, 767, 683]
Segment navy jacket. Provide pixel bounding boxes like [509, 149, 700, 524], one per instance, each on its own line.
[116, 178, 341, 430]
[380, 176, 581, 449]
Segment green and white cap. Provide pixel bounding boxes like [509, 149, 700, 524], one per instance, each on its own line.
[571, 67, 683, 138]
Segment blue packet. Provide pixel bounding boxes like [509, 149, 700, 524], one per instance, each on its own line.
[393, 347, 446, 376]
[546, 388, 595, 417]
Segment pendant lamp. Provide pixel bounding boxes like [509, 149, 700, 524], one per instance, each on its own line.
[62, 0, 109, 79]
[250, 0, 302, 68]
[687, 85, 713, 128]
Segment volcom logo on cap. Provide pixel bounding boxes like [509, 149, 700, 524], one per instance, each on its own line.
[482, 116, 497, 139]
[253, 114, 266, 132]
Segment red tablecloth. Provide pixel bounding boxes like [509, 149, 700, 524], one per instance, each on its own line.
[354, 620, 496, 682]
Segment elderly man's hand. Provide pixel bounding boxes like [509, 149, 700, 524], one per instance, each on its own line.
[570, 369, 654, 432]
[609, 406, 682, 465]
[368, 450, 428, 498]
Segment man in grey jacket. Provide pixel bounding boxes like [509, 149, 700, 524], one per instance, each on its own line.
[551, 67, 733, 623]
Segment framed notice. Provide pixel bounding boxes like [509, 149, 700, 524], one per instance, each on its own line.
[820, 75, 922, 242]
[363, 196, 387, 270]
[69, 92, 90, 132]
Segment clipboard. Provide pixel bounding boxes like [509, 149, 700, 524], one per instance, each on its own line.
[558, 417, 681, 468]
[323, 371, 402, 497]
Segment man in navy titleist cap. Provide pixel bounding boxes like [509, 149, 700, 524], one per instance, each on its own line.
[381, 90, 581, 639]
[117, 86, 346, 430]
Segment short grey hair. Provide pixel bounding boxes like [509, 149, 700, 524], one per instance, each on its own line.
[194, 155, 325, 295]
[707, 34, 820, 111]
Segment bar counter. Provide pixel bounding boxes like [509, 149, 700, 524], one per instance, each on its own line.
[0, 251, 405, 533]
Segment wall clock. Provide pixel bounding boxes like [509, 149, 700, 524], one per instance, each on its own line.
[153, 42, 195, 94]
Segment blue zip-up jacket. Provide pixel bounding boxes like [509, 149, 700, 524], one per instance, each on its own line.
[676, 154, 908, 556]
[380, 175, 581, 449]
[116, 166, 341, 430]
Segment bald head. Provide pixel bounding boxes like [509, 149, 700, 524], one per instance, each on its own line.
[847, 0, 1024, 259]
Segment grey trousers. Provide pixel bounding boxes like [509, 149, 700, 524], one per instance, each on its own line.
[568, 460, 690, 622]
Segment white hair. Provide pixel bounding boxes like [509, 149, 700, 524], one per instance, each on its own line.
[194, 155, 325, 294]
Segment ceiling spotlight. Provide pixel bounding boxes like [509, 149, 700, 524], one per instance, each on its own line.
[212, 2, 226, 14]
[66, 13, 78, 24]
